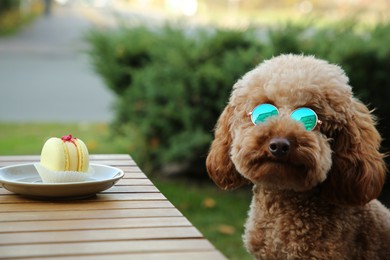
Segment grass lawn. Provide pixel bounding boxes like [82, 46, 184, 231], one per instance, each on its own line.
[0, 122, 123, 155]
[0, 122, 252, 259]
[155, 178, 252, 259]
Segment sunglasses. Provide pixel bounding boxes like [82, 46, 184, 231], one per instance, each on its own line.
[249, 103, 322, 131]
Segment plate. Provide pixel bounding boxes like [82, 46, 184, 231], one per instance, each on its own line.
[0, 163, 124, 198]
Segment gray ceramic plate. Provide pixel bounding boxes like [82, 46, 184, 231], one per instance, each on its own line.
[0, 163, 124, 198]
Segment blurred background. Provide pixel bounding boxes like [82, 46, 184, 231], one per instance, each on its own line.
[1, 0, 390, 259]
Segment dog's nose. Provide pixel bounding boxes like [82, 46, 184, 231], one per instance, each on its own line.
[269, 138, 290, 157]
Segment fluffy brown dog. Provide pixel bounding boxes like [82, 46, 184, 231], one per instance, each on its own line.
[206, 54, 390, 259]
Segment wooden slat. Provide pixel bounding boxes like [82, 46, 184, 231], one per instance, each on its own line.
[115, 178, 153, 186]
[0, 226, 203, 245]
[92, 160, 138, 166]
[0, 200, 173, 212]
[120, 166, 146, 172]
[90, 154, 133, 160]
[38, 251, 227, 260]
[121, 168, 148, 179]
[0, 239, 216, 259]
[0, 216, 192, 233]
[0, 192, 167, 204]
[102, 185, 159, 193]
[0, 208, 183, 222]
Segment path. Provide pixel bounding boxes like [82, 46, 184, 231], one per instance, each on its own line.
[0, 3, 115, 122]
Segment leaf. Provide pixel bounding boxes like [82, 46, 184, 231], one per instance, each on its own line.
[202, 197, 216, 208]
[218, 224, 236, 235]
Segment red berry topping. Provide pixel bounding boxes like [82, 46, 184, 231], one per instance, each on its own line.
[61, 134, 76, 142]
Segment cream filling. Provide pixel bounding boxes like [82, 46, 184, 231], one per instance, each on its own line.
[61, 141, 70, 171]
[75, 140, 84, 172]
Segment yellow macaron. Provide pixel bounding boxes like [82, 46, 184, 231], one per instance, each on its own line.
[40, 134, 89, 172]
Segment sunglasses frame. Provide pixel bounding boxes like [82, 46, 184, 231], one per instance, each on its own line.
[248, 103, 322, 131]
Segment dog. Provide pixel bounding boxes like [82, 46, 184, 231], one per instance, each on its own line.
[206, 54, 390, 259]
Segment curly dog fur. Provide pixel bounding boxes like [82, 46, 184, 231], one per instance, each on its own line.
[206, 54, 390, 259]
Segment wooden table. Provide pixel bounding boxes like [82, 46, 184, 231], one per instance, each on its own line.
[0, 154, 226, 259]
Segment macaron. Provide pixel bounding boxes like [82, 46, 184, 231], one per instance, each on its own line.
[40, 134, 89, 172]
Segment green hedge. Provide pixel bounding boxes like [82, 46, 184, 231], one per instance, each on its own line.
[0, 0, 19, 14]
[86, 22, 390, 177]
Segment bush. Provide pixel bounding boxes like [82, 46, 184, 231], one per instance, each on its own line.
[0, 0, 19, 14]
[87, 25, 264, 176]
[86, 21, 390, 178]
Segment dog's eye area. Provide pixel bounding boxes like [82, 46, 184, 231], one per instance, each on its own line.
[249, 104, 279, 125]
[248, 104, 321, 131]
[290, 107, 320, 131]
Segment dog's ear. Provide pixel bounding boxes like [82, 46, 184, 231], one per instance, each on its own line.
[206, 105, 250, 190]
[322, 98, 387, 206]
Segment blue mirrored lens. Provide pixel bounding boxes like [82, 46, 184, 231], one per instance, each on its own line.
[290, 108, 317, 131]
[251, 104, 279, 125]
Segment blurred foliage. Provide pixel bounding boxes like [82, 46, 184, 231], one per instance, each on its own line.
[0, 0, 20, 14]
[0, 0, 42, 36]
[86, 21, 390, 178]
